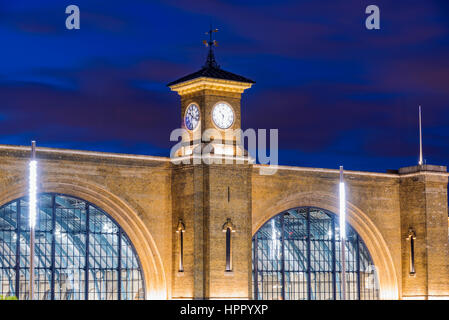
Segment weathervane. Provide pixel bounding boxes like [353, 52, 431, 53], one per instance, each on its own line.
[203, 25, 220, 68]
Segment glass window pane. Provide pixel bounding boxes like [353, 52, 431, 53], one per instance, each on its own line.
[253, 207, 379, 300]
[0, 194, 144, 300]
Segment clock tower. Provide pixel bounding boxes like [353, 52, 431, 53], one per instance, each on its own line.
[168, 28, 254, 159]
[168, 28, 255, 299]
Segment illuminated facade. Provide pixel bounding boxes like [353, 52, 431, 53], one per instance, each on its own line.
[0, 52, 448, 300]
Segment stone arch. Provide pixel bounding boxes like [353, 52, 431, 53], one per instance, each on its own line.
[0, 176, 167, 299]
[252, 191, 399, 300]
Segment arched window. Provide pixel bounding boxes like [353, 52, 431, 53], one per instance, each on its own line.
[252, 207, 379, 300]
[0, 193, 145, 300]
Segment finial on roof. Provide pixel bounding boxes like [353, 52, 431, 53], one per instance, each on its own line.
[203, 25, 220, 69]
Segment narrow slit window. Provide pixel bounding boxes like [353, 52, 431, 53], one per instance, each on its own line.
[177, 219, 186, 272]
[407, 228, 416, 276]
[225, 228, 232, 271]
[222, 218, 235, 272]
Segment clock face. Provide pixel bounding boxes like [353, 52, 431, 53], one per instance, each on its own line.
[212, 102, 234, 129]
[185, 104, 200, 131]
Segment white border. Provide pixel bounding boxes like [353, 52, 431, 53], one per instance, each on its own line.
[211, 101, 235, 130]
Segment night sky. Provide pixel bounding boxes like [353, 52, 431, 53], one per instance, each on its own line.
[1, 1, 448, 172]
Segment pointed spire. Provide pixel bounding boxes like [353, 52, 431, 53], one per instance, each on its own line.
[205, 46, 219, 68]
[203, 25, 220, 69]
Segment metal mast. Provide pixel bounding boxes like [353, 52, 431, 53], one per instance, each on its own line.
[29, 141, 37, 300]
[339, 166, 346, 300]
[418, 105, 423, 166]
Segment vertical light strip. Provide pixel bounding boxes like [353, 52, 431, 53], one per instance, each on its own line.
[271, 219, 276, 260]
[29, 160, 37, 228]
[339, 180, 346, 240]
[29, 140, 37, 300]
[339, 165, 346, 300]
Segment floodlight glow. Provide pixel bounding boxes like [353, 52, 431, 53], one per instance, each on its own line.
[271, 219, 276, 259]
[29, 160, 37, 229]
[339, 181, 346, 240]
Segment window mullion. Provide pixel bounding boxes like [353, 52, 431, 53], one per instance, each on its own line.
[85, 202, 89, 300]
[331, 215, 336, 300]
[356, 234, 361, 300]
[253, 237, 258, 299]
[15, 200, 21, 298]
[118, 228, 122, 300]
[50, 195, 56, 300]
[280, 214, 285, 300]
[306, 208, 311, 300]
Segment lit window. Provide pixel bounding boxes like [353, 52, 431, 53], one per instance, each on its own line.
[252, 207, 379, 300]
[0, 193, 145, 300]
[176, 219, 185, 272]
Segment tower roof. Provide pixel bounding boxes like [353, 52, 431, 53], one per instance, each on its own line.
[167, 65, 255, 87]
[167, 27, 255, 87]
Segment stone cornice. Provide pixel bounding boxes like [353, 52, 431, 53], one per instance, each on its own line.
[169, 77, 253, 95]
[0, 144, 170, 163]
[254, 164, 449, 179]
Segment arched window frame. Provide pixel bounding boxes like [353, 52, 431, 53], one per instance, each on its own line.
[252, 207, 379, 300]
[0, 193, 146, 300]
[222, 218, 236, 272]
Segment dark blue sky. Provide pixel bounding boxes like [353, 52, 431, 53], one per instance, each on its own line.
[0, 0, 448, 172]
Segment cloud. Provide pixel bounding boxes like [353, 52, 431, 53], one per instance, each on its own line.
[0, 0, 448, 171]
[0, 58, 185, 150]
